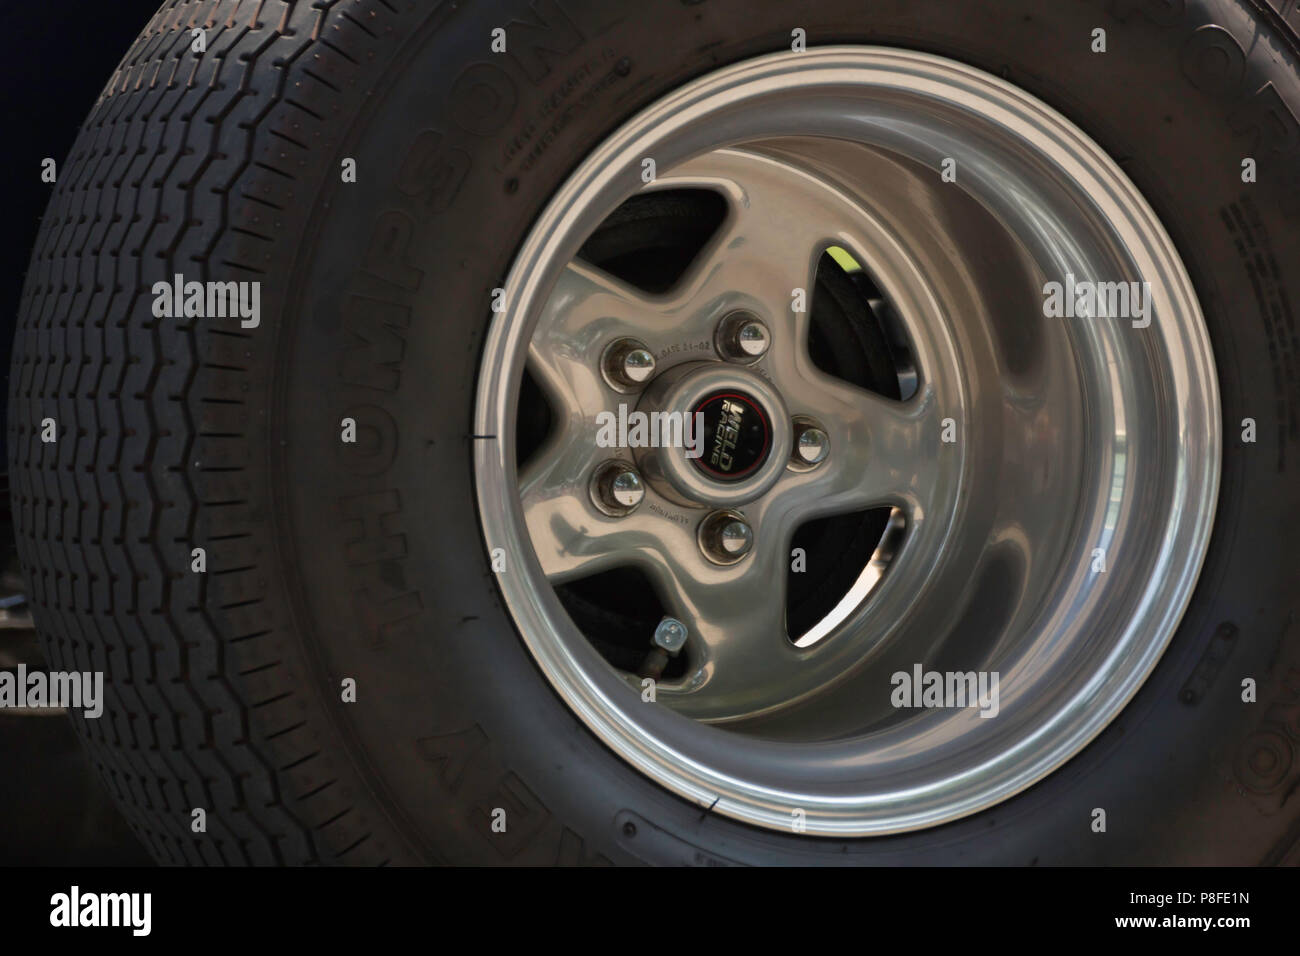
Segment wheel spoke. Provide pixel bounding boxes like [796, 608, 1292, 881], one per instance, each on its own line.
[651, 148, 848, 336]
[520, 440, 700, 585]
[781, 372, 948, 524]
[527, 260, 666, 414]
[649, 533, 801, 721]
[518, 439, 620, 582]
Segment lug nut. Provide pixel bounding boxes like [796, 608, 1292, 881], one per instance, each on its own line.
[591, 461, 645, 515]
[715, 311, 770, 363]
[718, 520, 753, 555]
[793, 421, 829, 467]
[609, 470, 644, 507]
[698, 510, 754, 564]
[603, 338, 656, 390]
[653, 617, 689, 655]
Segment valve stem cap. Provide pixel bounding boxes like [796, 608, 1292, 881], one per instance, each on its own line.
[653, 617, 689, 654]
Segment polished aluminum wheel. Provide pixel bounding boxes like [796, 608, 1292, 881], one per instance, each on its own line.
[474, 48, 1219, 835]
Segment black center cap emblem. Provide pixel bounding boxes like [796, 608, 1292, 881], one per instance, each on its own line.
[691, 390, 772, 482]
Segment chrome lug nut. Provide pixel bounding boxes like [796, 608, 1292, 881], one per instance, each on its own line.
[698, 510, 754, 564]
[653, 617, 689, 655]
[609, 470, 644, 508]
[602, 338, 656, 390]
[715, 311, 770, 363]
[792, 420, 829, 467]
[591, 460, 645, 516]
[718, 520, 753, 555]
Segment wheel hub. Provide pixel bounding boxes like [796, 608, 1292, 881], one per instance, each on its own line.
[635, 362, 790, 508]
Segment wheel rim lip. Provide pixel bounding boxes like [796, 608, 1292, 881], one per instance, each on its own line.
[473, 48, 1220, 835]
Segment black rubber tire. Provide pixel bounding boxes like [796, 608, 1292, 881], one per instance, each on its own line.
[9, 0, 1300, 865]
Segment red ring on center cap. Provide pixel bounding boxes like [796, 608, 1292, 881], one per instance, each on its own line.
[690, 391, 772, 481]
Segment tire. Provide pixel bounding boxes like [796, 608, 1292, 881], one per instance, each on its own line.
[9, 0, 1300, 865]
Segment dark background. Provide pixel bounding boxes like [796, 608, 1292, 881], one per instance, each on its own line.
[2, 0, 165, 866]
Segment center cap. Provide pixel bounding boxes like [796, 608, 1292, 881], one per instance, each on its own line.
[633, 362, 791, 509]
[691, 390, 772, 482]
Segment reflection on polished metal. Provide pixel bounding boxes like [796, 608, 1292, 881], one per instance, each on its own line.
[698, 510, 754, 565]
[475, 49, 1220, 836]
[791, 419, 830, 468]
[715, 310, 771, 362]
[602, 338, 656, 390]
[589, 460, 645, 516]
[653, 617, 689, 655]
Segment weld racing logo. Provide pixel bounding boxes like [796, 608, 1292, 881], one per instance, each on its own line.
[710, 398, 745, 473]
